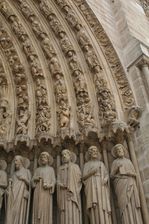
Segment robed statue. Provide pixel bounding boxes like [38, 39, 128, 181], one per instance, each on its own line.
[111, 144, 143, 224]
[0, 160, 7, 215]
[32, 152, 56, 224]
[6, 155, 31, 224]
[83, 146, 112, 224]
[57, 149, 82, 224]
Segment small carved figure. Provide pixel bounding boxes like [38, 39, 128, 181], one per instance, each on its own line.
[22, 36, 35, 57]
[6, 155, 31, 224]
[54, 74, 66, 102]
[59, 100, 70, 128]
[36, 106, 51, 133]
[29, 55, 43, 78]
[0, 36, 11, 50]
[74, 74, 86, 94]
[57, 149, 82, 224]
[19, 0, 33, 18]
[128, 106, 142, 129]
[49, 14, 63, 36]
[40, 34, 55, 59]
[0, 98, 10, 137]
[39, 0, 51, 18]
[111, 144, 143, 224]
[29, 16, 43, 36]
[59, 32, 74, 56]
[77, 28, 90, 48]
[83, 146, 112, 224]
[16, 109, 30, 135]
[84, 45, 100, 72]
[0, 160, 7, 213]
[63, 5, 80, 28]
[32, 152, 56, 224]
[49, 56, 61, 75]
[9, 15, 26, 38]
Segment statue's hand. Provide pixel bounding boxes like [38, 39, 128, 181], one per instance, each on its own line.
[19, 176, 26, 182]
[33, 176, 41, 182]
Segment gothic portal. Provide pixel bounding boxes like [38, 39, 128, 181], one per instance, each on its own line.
[0, 0, 149, 224]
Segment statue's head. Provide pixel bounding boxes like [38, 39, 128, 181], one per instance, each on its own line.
[112, 144, 126, 158]
[38, 152, 53, 166]
[88, 146, 99, 160]
[14, 155, 24, 170]
[39, 152, 51, 166]
[61, 149, 77, 164]
[62, 149, 71, 164]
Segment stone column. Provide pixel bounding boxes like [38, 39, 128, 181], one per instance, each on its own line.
[137, 57, 149, 100]
[127, 134, 149, 224]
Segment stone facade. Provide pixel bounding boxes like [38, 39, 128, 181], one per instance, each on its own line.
[0, 0, 149, 223]
[87, 0, 149, 210]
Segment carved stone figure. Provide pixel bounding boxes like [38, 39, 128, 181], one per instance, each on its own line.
[0, 98, 11, 138]
[19, 0, 33, 18]
[6, 155, 31, 224]
[57, 149, 82, 224]
[16, 109, 30, 135]
[29, 16, 43, 36]
[59, 100, 70, 128]
[40, 34, 55, 59]
[0, 160, 7, 213]
[84, 45, 101, 73]
[49, 56, 61, 75]
[32, 152, 56, 224]
[63, 5, 80, 28]
[128, 106, 142, 130]
[49, 15, 63, 36]
[36, 105, 51, 133]
[77, 103, 95, 132]
[111, 144, 143, 224]
[83, 146, 112, 224]
[9, 15, 26, 38]
[54, 74, 67, 102]
[59, 32, 74, 56]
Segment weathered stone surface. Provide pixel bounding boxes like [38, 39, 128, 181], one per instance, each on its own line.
[0, 0, 149, 223]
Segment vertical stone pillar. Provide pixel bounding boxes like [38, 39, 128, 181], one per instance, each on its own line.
[137, 57, 149, 100]
[127, 134, 149, 224]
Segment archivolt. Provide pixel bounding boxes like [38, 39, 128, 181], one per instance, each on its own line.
[0, 0, 136, 150]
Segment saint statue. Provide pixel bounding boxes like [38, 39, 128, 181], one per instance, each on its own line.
[83, 146, 112, 224]
[57, 149, 82, 224]
[111, 144, 143, 224]
[6, 155, 31, 224]
[0, 160, 7, 214]
[32, 152, 56, 224]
